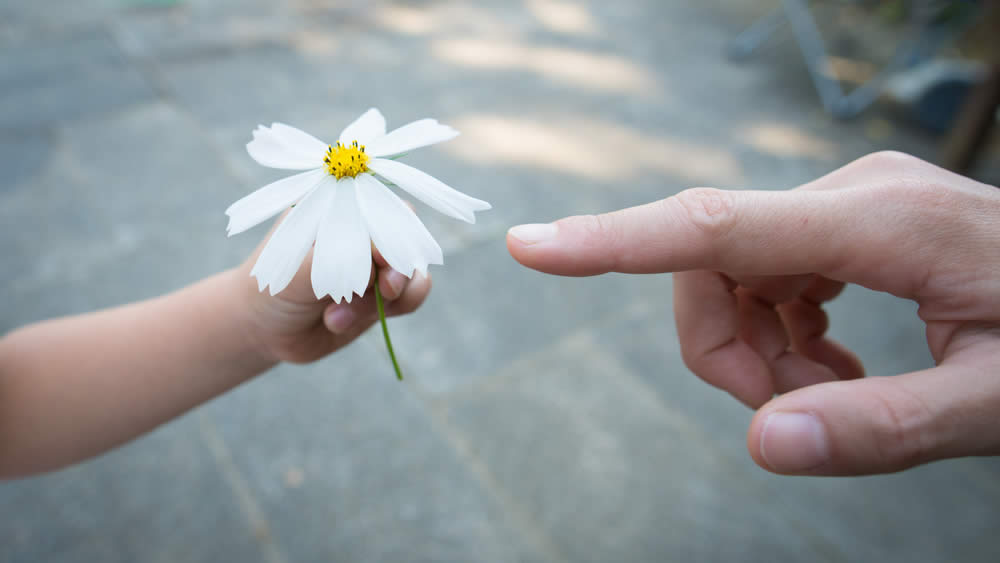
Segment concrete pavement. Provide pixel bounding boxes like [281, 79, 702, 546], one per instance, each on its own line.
[2, 1, 998, 561]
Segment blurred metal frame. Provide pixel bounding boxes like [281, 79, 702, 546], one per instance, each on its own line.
[726, 0, 973, 119]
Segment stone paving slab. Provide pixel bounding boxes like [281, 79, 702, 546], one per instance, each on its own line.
[0, 28, 156, 130]
[199, 340, 548, 563]
[2, 0, 999, 562]
[0, 101, 244, 330]
[432, 328, 840, 562]
[0, 414, 267, 563]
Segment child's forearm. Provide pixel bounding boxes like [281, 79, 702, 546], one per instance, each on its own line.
[0, 269, 277, 478]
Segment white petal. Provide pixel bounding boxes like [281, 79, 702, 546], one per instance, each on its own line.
[270, 123, 329, 158]
[247, 124, 323, 170]
[311, 177, 372, 303]
[339, 108, 387, 145]
[355, 173, 443, 278]
[366, 119, 459, 157]
[368, 158, 491, 223]
[250, 180, 335, 296]
[225, 169, 326, 236]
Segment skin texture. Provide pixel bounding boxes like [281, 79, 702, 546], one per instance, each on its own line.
[0, 217, 430, 479]
[508, 151, 1000, 477]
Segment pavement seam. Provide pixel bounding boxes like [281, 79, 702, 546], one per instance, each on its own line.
[412, 385, 572, 563]
[197, 413, 291, 563]
[430, 299, 849, 562]
[581, 332, 850, 563]
[105, 16, 254, 196]
[343, 333, 559, 562]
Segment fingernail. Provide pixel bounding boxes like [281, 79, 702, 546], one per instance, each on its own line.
[326, 307, 356, 334]
[760, 412, 829, 472]
[508, 223, 557, 245]
[385, 269, 407, 297]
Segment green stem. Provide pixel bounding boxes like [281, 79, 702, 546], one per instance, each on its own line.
[373, 270, 403, 381]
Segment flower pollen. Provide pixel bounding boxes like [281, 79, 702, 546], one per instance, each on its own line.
[324, 140, 369, 179]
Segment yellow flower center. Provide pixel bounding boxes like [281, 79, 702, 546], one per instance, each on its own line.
[323, 140, 369, 179]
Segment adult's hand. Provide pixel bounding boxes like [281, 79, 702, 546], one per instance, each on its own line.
[507, 152, 1000, 476]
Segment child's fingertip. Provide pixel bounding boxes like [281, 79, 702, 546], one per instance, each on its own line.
[383, 269, 407, 299]
[325, 306, 357, 334]
[412, 269, 431, 288]
[371, 243, 389, 268]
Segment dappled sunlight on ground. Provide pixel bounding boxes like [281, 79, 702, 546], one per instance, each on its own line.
[371, 0, 596, 37]
[370, 2, 510, 37]
[371, 4, 438, 35]
[5, 2, 996, 562]
[737, 122, 837, 160]
[431, 38, 659, 96]
[290, 29, 340, 56]
[525, 0, 598, 36]
[444, 114, 744, 185]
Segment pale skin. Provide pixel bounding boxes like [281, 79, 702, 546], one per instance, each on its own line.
[508, 151, 1000, 477]
[0, 220, 431, 479]
[5, 151, 997, 481]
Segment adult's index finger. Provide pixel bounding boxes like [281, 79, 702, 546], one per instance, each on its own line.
[506, 187, 926, 295]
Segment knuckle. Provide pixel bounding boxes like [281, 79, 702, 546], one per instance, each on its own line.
[578, 212, 625, 252]
[872, 175, 948, 209]
[671, 187, 738, 241]
[869, 387, 937, 471]
[683, 356, 716, 386]
[679, 343, 700, 372]
[580, 212, 618, 238]
[892, 182, 939, 205]
[679, 335, 731, 386]
[853, 150, 925, 173]
[852, 152, 949, 206]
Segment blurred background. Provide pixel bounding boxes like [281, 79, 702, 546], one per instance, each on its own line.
[2, 0, 999, 561]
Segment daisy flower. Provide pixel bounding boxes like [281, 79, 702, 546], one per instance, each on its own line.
[225, 108, 491, 302]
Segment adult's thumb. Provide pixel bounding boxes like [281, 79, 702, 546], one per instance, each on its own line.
[747, 360, 1000, 476]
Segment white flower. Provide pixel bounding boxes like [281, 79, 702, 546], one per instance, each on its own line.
[225, 108, 491, 302]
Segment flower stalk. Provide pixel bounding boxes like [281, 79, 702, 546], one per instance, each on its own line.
[373, 269, 403, 381]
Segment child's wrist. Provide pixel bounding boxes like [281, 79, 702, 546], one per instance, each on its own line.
[219, 266, 283, 370]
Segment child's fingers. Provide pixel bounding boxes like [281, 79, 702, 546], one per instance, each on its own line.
[323, 268, 426, 334]
[324, 301, 362, 335]
[371, 242, 389, 268]
[385, 271, 431, 317]
[377, 264, 408, 301]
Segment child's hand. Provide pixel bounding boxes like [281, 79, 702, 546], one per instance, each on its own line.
[0, 210, 432, 476]
[234, 214, 431, 365]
